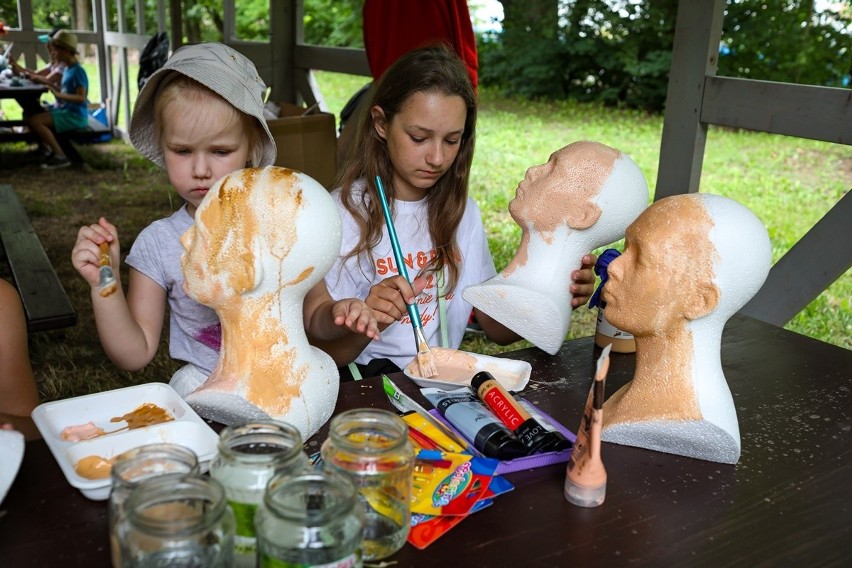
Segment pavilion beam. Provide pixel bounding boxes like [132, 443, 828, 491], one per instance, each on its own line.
[655, 0, 725, 200]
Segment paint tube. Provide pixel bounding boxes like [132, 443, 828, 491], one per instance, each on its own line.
[564, 344, 611, 507]
[421, 387, 527, 460]
[470, 371, 567, 453]
[515, 395, 573, 452]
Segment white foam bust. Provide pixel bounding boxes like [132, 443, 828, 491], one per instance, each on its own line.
[463, 141, 649, 354]
[180, 166, 342, 439]
[601, 193, 772, 464]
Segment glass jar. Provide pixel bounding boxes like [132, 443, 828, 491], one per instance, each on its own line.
[210, 420, 309, 567]
[117, 474, 235, 567]
[108, 443, 200, 568]
[255, 469, 364, 567]
[320, 409, 415, 560]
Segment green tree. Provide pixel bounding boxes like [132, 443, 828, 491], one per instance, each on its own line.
[303, 0, 362, 47]
[719, 0, 852, 87]
[480, 0, 850, 111]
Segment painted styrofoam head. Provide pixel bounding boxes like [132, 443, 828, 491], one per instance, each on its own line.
[602, 193, 772, 464]
[179, 166, 342, 439]
[463, 141, 649, 354]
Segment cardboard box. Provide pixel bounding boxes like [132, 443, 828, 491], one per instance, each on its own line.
[266, 102, 338, 189]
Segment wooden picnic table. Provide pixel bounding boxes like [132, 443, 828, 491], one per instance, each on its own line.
[0, 77, 48, 139]
[0, 315, 849, 566]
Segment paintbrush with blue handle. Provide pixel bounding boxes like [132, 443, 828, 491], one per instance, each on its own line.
[374, 176, 438, 377]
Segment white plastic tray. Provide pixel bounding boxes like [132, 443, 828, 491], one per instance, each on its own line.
[32, 383, 219, 500]
[403, 347, 531, 392]
[0, 429, 24, 506]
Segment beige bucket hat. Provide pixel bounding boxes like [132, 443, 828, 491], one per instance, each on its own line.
[129, 42, 277, 168]
[52, 30, 79, 54]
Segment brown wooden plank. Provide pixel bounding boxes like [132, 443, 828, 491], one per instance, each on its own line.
[741, 190, 852, 325]
[701, 76, 852, 144]
[0, 184, 77, 332]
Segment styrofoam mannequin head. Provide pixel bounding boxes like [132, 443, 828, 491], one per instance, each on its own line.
[463, 141, 648, 354]
[180, 166, 342, 438]
[602, 193, 772, 464]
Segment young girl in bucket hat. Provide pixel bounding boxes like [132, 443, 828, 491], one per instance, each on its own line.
[71, 42, 379, 397]
[25, 30, 88, 169]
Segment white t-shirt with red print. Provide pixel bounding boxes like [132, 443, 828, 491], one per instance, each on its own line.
[325, 180, 497, 370]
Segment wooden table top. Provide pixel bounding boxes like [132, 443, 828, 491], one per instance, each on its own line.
[0, 78, 47, 98]
[1, 315, 849, 567]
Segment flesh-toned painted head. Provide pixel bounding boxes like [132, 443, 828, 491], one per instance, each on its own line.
[509, 141, 617, 235]
[180, 166, 343, 438]
[601, 193, 772, 464]
[604, 193, 771, 335]
[463, 140, 648, 355]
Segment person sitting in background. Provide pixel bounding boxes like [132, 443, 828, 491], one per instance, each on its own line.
[24, 30, 88, 170]
[9, 28, 66, 93]
[0, 279, 40, 440]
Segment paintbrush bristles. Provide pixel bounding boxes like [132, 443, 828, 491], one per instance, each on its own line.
[414, 328, 439, 378]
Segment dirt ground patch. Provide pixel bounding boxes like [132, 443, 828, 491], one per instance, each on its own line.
[2, 140, 183, 402]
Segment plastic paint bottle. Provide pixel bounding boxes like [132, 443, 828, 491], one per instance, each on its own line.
[421, 387, 527, 460]
[515, 395, 573, 452]
[589, 249, 636, 353]
[470, 371, 564, 453]
[564, 344, 611, 507]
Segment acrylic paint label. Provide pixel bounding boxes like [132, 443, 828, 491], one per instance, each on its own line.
[596, 307, 633, 339]
[480, 387, 525, 429]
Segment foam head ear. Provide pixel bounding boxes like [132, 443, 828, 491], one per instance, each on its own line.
[683, 280, 720, 321]
[566, 201, 602, 230]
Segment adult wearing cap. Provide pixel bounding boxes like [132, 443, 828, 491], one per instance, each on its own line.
[25, 30, 89, 169]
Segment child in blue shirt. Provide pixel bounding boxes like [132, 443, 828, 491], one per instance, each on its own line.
[25, 30, 88, 169]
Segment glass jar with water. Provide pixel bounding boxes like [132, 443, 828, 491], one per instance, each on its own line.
[117, 474, 235, 567]
[108, 443, 200, 568]
[209, 420, 309, 567]
[320, 408, 414, 560]
[255, 469, 364, 567]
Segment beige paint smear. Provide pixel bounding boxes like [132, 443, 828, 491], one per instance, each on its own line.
[192, 168, 309, 415]
[503, 141, 615, 276]
[604, 196, 719, 426]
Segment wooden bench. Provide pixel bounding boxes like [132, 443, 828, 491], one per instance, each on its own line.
[0, 184, 77, 332]
[0, 122, 108, 165]
[0, 101, 112, 165]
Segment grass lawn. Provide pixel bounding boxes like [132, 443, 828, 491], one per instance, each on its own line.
[315, 70, 850, 352]
[0, 68, 847, 403]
